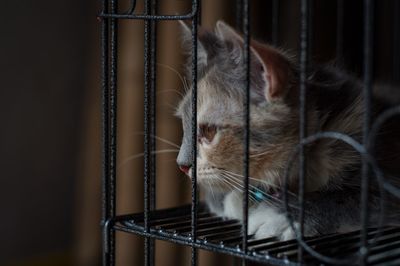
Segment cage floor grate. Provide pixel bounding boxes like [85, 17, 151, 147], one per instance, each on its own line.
[112, 204, 400, 265]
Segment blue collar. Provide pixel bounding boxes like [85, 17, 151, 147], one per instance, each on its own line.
[251, 186, 282, 203]
[253, 189, 266, 202]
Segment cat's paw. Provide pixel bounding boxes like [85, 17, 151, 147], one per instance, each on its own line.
[253, 216, 298, 241]
[248, 205, 298, 241]
[254, 221, 298, 241]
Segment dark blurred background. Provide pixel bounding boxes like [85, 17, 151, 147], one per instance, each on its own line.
[1, 0, 398, 265]
[1, 0, 98, 265]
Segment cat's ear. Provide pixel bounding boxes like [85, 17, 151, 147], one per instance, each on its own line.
[179, 20, 221, 71]
[215, 20, 291, 102]
[215, 20, 243, 44]
[179, 20, 207, 69]
[251, 41, 292, 101]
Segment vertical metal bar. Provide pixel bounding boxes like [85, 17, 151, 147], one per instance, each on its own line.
[149, 1, 158, 211]
[147, 1, 158, 266]
[272, 0, 279, 45]
[191, 1, 199, 266]
[236, 0, 243, 30]
[101, 0, 110, 264]
[336, 0, 344, 64]
[242, 1, 250, 266]
[393, 0, 400, 82]
[198, 0, 202, 26]
[360, 0, 374, 264]
[298, 0, 309, 263]
[143, 0, 155, 266]
[109, 0, 118, 223]
[307, 0, 313, 64]
[103, 0, 118, 264]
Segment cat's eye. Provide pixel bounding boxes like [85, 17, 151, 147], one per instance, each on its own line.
[198, 124, 217, 144]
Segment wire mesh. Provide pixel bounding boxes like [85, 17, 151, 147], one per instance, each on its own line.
[100, 0, 400, 265]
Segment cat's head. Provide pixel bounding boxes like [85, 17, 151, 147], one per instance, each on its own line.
[175, 21, 299, 193]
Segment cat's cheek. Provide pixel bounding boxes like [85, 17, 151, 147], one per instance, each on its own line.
[201, 142, 213, 152]
[199, 142, 217, 165]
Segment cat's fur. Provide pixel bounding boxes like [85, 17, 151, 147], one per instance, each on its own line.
[176, 21, 400, 240]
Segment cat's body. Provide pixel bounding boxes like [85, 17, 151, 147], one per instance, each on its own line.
[176, 21, 400, 240]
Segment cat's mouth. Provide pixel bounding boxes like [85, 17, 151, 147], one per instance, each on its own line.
[185, 166, 230, 191]
[195, 167, 222, 183]
[195, 166, 284, 198]
[182, 165, 285, 200]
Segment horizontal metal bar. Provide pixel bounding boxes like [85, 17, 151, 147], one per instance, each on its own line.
[202, 229, 243, 241]
[171, 218, 235, 233]
[215, 235, 247, 246]
[196, 225, 242, 238]
[98, 11, 197, 20]
[323, 232, 400, 259]
[154, 214, 216, 229]
[113, 223, 296, 266]
[277, 229, 379, 257]
[285, 229, 400, 264]
[122, 212, 210, 228]
[114, 204, 205, 222]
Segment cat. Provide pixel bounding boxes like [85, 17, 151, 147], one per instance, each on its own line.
[175, 21, 400, 240]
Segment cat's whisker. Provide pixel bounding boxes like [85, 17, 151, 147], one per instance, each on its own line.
[213, 176, 223, 193]
[183, 77, 190, 93]
[207, 177, 217, 202]
[219, 169, 299, 198]
[154, 149, 179, 153]
[163, 102, 181, 112]
[157, 89, 185, 98]
[219, 177, 258, 204]
[131, 132, 181, 149]
[118, 149, 179, 169]
[220, 169, 281, 188]
[224, 173, 283, 200]
[156, 63, 186, 95]
[221, 173, 304, 212]
[151, 135, 181, 149]
[221, 173, 282, 205]
[250, 150, 274, 158]
[222, 173, 278, 200]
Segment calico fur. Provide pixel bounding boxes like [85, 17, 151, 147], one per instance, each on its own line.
[176, 21, 400, 240]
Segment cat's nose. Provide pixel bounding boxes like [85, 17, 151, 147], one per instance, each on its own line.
[178, 165, 190, 174]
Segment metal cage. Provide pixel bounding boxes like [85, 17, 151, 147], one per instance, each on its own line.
[99, 0, 400, 265]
